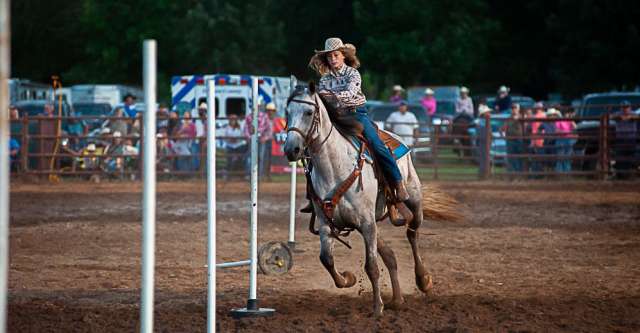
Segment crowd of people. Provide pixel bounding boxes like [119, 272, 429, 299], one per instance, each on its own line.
[7, 84, 639, 180]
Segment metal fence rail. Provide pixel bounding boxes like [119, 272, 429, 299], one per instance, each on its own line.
[7, 113, 640, 181]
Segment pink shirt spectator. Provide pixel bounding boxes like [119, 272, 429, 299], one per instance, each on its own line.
[178, 122, 196, 138]
[244, 111, 273, 143]
[420, 96, 436, 116]
[555, 120, 575, 137]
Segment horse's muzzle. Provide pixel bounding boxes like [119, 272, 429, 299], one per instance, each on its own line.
[283, 133, 304, 161]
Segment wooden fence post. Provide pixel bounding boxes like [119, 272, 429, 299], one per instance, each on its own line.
[21, 114, 28, 172]
[433, 125, 439, 180]
[483, 113, 492, 180]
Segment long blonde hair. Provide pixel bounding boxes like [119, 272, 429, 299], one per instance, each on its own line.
[308, 44, 361, 76]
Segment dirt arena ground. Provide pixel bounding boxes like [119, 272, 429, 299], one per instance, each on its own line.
[6, 179, 640, 332]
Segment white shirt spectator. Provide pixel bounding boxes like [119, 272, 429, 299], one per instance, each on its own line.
[385, 111, 418, 146]
[222, 125, 246, 149]
[456, 96, 474, 116]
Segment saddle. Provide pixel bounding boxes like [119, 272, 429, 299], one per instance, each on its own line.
[304, 110, 414, 249]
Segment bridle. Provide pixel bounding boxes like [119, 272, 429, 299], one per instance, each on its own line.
[286, 94, 333, 151]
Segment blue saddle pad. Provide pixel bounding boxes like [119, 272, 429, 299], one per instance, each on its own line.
[349, 135, 411, 164]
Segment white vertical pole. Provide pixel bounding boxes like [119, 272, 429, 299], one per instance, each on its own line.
[248, 77, 259, 307]
[206, 80, 216, 333]
[140, 39, 157, 333]
[0, 1, 10, 332]
[287, 162, 296, 248]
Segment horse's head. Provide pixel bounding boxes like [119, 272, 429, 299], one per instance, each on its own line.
[284, 76, 321, 161]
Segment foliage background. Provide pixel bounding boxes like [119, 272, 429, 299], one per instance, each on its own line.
[11, 0, 640, 102]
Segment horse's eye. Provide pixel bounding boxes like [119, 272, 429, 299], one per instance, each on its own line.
[305, 110, 313, 116]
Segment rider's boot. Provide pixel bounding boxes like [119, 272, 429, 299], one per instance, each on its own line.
[300, 200, 313, 213]
[394, 181, 410, 202]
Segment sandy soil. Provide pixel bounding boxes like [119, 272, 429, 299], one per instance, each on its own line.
[7, 180, 640, 332]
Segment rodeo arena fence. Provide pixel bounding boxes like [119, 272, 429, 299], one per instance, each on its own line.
[6, 108, 640, 182]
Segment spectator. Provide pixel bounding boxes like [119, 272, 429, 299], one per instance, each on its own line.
[389, 85, 404, 104]
[476, 99, 489, 117]
[105, 131, 125, 173]
[385, 101, 419, 146]
[476, 105, 492, 177]
[194, 103, 208, 171]
[130, 113, 142, 140]
[494, 85, 512, 113]
[109, 107, 129, 137]
[156, 132, 174, 173]
[123, 93, 137, 118]
[174, 112, 197, 171]
[613, 101, 638, 179]
[38, 103, 57, 171]
[222, 114, 247, 180]
[455, 86, 474, 116]
[502, 103, 524, 173]
[529, 102, 547, 173]
[552, 108, 576, 173]
[540, 108, 558, 171]
[168, 111, 180, 137]
[244, 102, 275, 179]
[157, 105, 170, 130]
[421, 88, 436, 117]
[9, 137, 20, 172]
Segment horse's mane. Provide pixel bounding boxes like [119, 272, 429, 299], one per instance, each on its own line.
[289, 83, 363, 138]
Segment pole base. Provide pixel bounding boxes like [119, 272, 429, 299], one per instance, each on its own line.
[230, 299, 275, 319]
[287, 241, 305, 253]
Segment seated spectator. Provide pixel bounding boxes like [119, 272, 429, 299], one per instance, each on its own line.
[389, 85, 404, 104]
[130, 113, 142, 140]
[551, 108, 576, 173]
[156, 131, 174, 173]
[613, 101, 638, 179]
[455, 86, 474, 116]
[222, 114, 247, 180]
[157, 105, 170, 130]
[421, 88, 436, 117]
[105, 131, 125, 173]
[494, 86, 512, 113]
[385, 101, 418, 146]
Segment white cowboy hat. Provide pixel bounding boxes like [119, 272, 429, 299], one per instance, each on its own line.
[460, 86, 469, 94]
[478, 104, 491, 115]
[315, 38, 355, 54]
[113, 131, 122, 138]
[198, 102, 207, 109]
[424, 88, 434, 95]
[498, 85, 509, 93]
[86, 143, 96, 151]
[546, 108, 562, 116]
[393, 85, 404, 91]
[265, 102, 276, 111]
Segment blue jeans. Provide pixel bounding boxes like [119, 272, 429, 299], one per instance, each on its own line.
[555, 138, 573, 173]
[354, 107, 402, 183]
[506, 140, 523, 172]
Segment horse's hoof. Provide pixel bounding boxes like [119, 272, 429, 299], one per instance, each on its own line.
[373, 303, 384, 317]
[341, 271, 357, 288]
[417, 274, 433, 294]
[385, 297, 405, 310]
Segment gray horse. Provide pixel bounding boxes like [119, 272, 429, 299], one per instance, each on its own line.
[283, 80, 433, 315]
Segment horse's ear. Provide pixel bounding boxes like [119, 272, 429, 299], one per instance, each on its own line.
[308, 81, 316, 94]
[289, 75, 298, 93]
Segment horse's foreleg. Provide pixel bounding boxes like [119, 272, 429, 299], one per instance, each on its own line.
[361, 222, 383, 316]
[319, 225, 356, 288]
[406, 192, 433, 294]
[377, 236, 404, 308]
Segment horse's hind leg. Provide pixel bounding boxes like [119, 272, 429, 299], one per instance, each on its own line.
[361, 222, 384, 316]
[318, 224, 356, 289]
[405, 193, 433, 294]
[377, 235, 404, 308]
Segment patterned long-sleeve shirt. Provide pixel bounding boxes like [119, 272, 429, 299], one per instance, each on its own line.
[318, 65, 366, 107]
[243, 111, 273, 143]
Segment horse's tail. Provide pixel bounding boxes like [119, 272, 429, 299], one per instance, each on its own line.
[421, 184, 464, 222]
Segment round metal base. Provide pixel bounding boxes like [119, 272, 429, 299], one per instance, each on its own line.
[230, 307, 275, 319]
[230, 299, 275, 319]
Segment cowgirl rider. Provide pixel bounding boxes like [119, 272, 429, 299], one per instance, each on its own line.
[300, 38, 409, 213]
